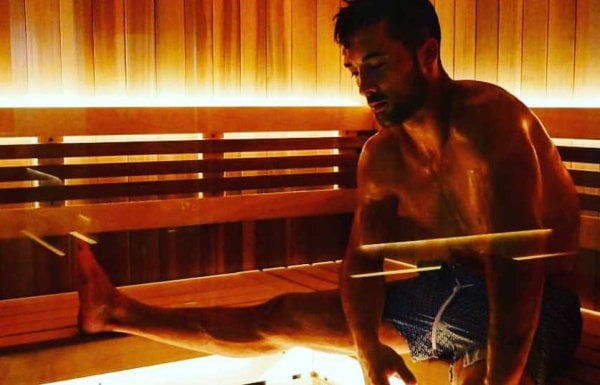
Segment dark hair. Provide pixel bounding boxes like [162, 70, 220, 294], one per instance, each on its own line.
[334, 0, 441, 52]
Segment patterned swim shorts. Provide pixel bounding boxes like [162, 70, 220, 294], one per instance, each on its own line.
[383, 264, 581, 385]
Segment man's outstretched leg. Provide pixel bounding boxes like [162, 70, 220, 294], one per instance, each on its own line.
[76, 241, 409, 358]
[77, 241, 505, 384]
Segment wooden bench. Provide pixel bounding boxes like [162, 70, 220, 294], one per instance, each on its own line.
[0, 106, 598, 384]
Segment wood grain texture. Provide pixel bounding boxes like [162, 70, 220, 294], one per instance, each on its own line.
[155, 0, 186, 95]
[453, 0, 476, 80]
[240, 0, 267, 98]
[291, 0, 317, 97]
[547, 0, 576, 102]
[266, 0, 292, 98]
[184, 0, 213, 96]
[59, 0, 94, 98]
[0, 106, 374, 137]
[435, 0, 455, 78]
[124, 0, 156, 96]
[316, 0, 341, 99]
[25, 0, 62, 95]
[475, 0, 498, 84]
[521, 0, 549, 101]
[214, 0, 241, 98]
[92, 0, 126, 96]
[575, 0, 600, 102]
[497, 0, 523, 96]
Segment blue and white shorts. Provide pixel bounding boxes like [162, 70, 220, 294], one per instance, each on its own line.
[383, 264, 581, 385]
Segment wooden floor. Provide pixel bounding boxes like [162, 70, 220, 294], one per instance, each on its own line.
[1, 261, 599, 385]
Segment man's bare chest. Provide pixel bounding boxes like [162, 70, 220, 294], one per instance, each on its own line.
[384, 138, 492, 237]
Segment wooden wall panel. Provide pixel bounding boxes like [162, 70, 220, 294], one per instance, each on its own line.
[124, 0, 156, 96]
[453, 0, 476, 80]
[521, 0, 548, 101]
[475, 0, 498, 84]
[498, 0, 523, 96]
[240, 0, 267, 99]
[266, 0, 292, 98]
[184, 0, 213, 97]
[291, 0, 317, 98]
[214, 0, 241, 99]
[59, 0, 94, 98]
[575, 0, 600, 102]
[435, 0, 455, 78]
[316, 0, 341, 99]
[92, 0, 126, 96]
[155, 0, 186, 95]
[25, 0, 62, 94]
[0, 1, 13, 90]
[7, 0, 27, 96]
[547, 0, 576, 102]
[0, 1, 598, 107]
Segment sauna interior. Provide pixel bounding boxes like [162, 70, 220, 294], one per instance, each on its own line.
[0, 1, 599, 384]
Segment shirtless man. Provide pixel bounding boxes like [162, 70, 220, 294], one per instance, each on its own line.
[76, 1, 582, 384]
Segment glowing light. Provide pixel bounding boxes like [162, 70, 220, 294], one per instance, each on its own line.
[522, 96, 600, 108]
[0, 94, 364, 108]
[358, 229, 552, 257]
[43, 347, 406, 385]
[581, 307, 600, 317]
[20, 230, 66, 257]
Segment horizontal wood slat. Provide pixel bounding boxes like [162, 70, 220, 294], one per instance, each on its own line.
[0, 171, 356, 204]
[0, 154, 359, 181]
[0, 107, 375, 137]
[558, 146, 600, 163]
[580, 193, 600, 212]
[0, 136, 366, 159]
[570, 169, 600, 188]
[0, 189, 358, 240]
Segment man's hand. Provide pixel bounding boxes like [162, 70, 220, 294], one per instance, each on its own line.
[358, 343, 416, 385]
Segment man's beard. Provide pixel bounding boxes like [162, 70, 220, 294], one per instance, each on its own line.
[374, 64, 427, 127]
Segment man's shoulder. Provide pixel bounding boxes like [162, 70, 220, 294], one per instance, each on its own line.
[451, 80, 529, 117]
[450, 80, 542, 156]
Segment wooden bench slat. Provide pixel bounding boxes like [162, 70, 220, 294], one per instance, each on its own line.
[561, 360, 600, 385]
[0, 171, 357, 204]
[575, 346, 600, 369]
[558, 146, 600, 164]
[579, 193, 600, 212]
[0, 189, 358, 240]
[570, 170, 600, 188]
[0, 137, 367, 159]
[0, 154, 359, 182]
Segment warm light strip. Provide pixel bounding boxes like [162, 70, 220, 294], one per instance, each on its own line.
[358, 229, 552, 257]
[0, 95, 364, 108]
[69, 231, 97, 245]
[512, 251, 576, 261]
[2, 93, 600, 108]
[20, 230, 66, 257]
[384, 258, 417, 268]
[524, 96, 600, 108]
[581, 307, 600, 317]
[351, 265, 442, 278]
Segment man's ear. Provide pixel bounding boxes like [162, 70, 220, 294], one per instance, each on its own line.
[417, 38, 440, 74]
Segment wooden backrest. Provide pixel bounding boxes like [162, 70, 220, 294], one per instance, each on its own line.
[0, 106, 597, 241]
[556, 146, 600, 212]
[0, 107, 374, 240]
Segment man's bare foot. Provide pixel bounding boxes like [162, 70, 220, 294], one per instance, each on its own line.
[75, 241, 121, 334]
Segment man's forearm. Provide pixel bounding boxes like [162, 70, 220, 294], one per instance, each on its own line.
[340, 254, 386, 352]
[485, 257, 544, 384]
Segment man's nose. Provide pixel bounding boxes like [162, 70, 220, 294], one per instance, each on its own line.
[358, 73, 377, 97]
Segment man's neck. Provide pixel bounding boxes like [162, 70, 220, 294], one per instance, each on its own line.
[400, 74, 453, 157]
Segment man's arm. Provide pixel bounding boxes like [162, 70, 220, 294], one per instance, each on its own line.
[484, 134, 546, 385]
[341, 198, 416, 385]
